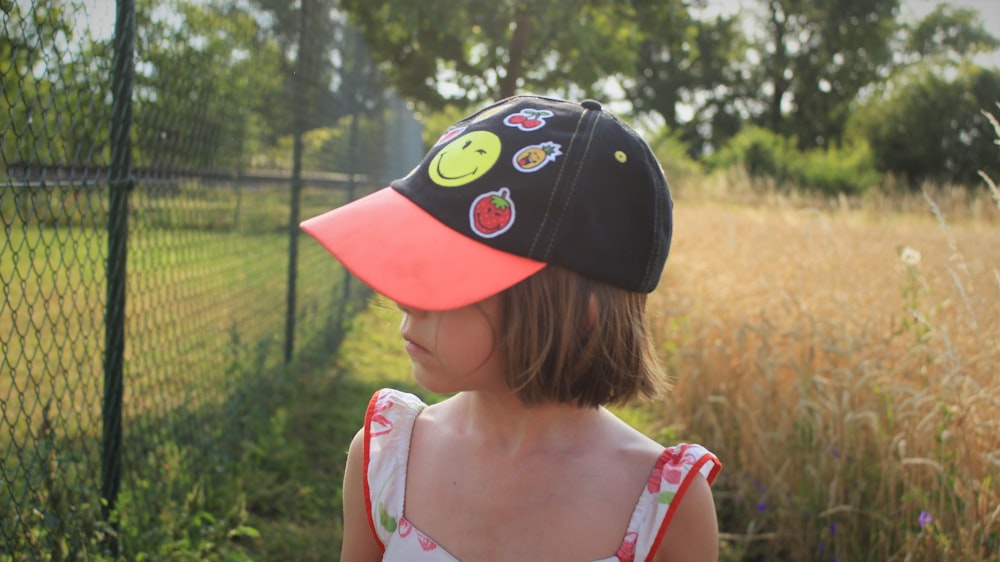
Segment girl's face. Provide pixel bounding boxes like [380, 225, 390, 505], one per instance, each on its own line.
[397, 295, 506, 394]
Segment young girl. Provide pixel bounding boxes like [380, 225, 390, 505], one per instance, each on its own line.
[301, 95, 721, 562]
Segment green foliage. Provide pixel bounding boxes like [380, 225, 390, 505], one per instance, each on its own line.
[628, 2, 745, 157]
[339, 0, 643, 108]
[709, 126, 798, 185]
[742, 0, 900, 150]
[905, 4, 1000, 60]
[851, 62, 1000, 188]
[795, 140, 880, 196]
[111, 444, 259, 561]
[711, 126, 878, 195]
[0, 439, 257, 561]
[132, 0, 285, 170]
[647, 127, 706, 192]
[419, 105, 470, 151]
[0, 0, 112, 168]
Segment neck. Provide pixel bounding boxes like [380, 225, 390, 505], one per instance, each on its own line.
[449, 389, 606, 459]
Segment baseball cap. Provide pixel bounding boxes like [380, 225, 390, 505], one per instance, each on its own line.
[300, 95, 673, 311]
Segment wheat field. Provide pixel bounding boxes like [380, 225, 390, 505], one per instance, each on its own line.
[647, 188, 1000, 560]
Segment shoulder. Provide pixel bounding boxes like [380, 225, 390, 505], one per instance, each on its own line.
[341, 428, 382, 561]
[648, 444, 722, 562]
[653, 472, 718, 562]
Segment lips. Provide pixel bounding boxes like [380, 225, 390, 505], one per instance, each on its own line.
[401, 331, 430, 357]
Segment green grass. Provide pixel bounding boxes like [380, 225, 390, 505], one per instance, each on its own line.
[230, 296, 424, 560]
[1, 182, 369, 559]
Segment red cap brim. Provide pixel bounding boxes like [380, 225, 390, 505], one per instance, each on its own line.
[300, 187, 546, 311]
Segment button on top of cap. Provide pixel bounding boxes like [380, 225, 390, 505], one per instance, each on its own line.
[580, 99, 602, 111]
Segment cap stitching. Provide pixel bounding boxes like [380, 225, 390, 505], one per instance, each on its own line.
[528, 109, 588, 257]
[641, 158, 662, 290]
[542, 111, 601, 260]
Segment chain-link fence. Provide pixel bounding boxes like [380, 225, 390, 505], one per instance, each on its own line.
[1, 0, 423, 558]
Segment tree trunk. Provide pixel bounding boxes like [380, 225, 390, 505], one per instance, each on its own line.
[499, 13, 532, 99]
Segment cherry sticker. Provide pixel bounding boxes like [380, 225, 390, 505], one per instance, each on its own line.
[503, 108, 554, 131]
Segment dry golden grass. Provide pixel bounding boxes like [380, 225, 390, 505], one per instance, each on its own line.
[648, 192, 1000, 560]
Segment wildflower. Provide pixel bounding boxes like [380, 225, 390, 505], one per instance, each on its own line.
[918, 510, 933, 528]
[899, 246, 921, 266]
[756, 499, 767, 513]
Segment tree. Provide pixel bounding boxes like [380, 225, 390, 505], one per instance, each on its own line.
[851, 61, 1000, 187]
[126, 0, 287, 170]
[747, 0, 900, 149]
[905, 4, 1000, 61]
[626, 0, 745, 157]
[1, 0, 81, 166]
[847, 5, 1000, 188]
[248, 0, 360, 139]
[338, 0, 644, 109]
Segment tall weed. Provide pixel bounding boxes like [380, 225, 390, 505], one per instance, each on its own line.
[650, 112, 1000, 560]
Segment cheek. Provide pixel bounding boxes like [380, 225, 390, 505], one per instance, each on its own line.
[436, 310, 499, 373]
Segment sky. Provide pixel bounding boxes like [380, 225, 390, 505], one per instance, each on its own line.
[697, 0, 1000, 67]
[79, 1, 1000, 66]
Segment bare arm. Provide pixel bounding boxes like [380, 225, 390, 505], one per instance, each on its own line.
[340, 428, 382, 562]
[656, 474, 719, 562]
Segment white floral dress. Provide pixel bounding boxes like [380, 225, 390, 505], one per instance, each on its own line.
[363, 389, 722, 562]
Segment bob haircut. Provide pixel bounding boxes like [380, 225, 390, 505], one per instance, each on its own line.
[498, 265, 667, 408]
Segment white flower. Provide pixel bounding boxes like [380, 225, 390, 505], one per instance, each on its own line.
[900, 246, 921, 266]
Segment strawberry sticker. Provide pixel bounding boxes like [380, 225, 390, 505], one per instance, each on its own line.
[503, 108, 554, 131]
[470, 187, 515, 238]
[513, 141, 562, 173]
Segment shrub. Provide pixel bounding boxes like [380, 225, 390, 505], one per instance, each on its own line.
[710, 126, 879, 196]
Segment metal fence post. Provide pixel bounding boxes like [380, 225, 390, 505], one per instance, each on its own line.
[284, 0, 310, 364]
[102, 0, 135, 553]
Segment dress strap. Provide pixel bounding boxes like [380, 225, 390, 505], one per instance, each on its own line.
[627, 444, 722, 562]
[363, 388, 428, 553]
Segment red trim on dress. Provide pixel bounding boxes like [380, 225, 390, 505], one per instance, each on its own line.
[642, 449, 722, 562]
[363, 390, 386, 553]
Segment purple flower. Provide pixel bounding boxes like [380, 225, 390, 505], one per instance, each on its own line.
[756, 499, 767, 512]
[828, 522, 837, 537]
[830, 447, 841, 459]
[918, 510, 933, 528]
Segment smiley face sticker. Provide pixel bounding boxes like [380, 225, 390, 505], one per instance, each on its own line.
[428, 130, 502, 187]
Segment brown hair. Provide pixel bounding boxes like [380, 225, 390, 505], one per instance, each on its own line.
[498, 265, 667, 408]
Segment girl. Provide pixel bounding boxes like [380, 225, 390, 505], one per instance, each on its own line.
[302, 95, 721, 562]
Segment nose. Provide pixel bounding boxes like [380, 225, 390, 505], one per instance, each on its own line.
[395, 301, 424, 316]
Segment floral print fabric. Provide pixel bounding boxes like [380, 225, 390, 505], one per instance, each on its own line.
[363, 389, 721, 562]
